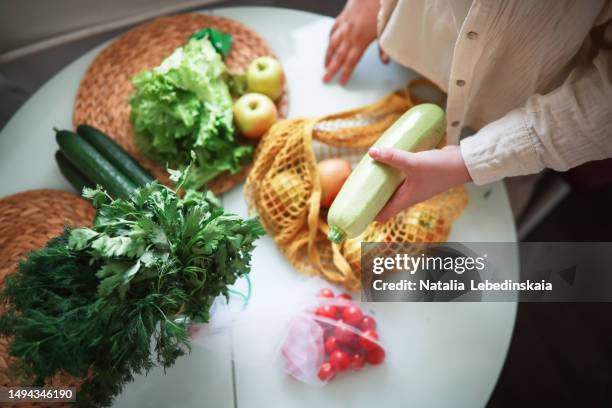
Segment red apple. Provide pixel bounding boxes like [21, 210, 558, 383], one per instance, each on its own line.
[246, 56, 284, 101]
[233, 93, 278, 139]
[317, 158, 352, 208]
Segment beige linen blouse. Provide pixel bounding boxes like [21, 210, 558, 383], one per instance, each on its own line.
[378, 0, 612, 185]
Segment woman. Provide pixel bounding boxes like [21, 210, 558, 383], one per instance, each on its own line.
[324, 0, 612, 220]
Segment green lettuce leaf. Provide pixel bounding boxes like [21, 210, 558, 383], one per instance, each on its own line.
[129, 36, 252, 189]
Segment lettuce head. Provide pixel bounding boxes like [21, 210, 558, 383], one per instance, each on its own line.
[129, 36, 252, 189]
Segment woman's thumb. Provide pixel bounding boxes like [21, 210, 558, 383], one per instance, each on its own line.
[368, 148, 414, 171]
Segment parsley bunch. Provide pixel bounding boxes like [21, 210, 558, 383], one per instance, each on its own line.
[0, 178, 264, 407]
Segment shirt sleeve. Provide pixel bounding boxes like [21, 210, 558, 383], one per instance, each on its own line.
[460, 43, 612, 185]
[377, 0, 399, 37]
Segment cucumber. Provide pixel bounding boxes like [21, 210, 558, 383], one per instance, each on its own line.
[56, 130, 138, 199]
[55, 150, 95, 193]
[77, 124, 154, 186]
[327, 104, 446, 243]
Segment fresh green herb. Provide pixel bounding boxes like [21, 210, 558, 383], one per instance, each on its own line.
[190, 28, 233, 57]
[129, 35, 252, 190]
[0, 174, 264, 407]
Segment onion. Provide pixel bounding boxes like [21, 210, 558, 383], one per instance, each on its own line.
[317, 158, 352, 208]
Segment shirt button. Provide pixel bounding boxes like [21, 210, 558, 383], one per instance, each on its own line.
[451, 120, 461, 127]
[467, 31, 478, 40]
[456, 79, 466, 87]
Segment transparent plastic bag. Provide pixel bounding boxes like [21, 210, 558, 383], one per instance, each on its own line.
[279, 293, 386, 385]
[190, 277, 386, 386]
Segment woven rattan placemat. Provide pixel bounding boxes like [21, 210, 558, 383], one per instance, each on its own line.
[0, 190, 95, 281]
[73, 13, 289, 195]
[0, 190, 94, 401]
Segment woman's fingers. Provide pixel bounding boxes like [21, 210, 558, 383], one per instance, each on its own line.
[375, 181, 414, 221]
[368, 148, 417, 172]
[340, 47, 366, 85]
[330, 17, 340, 35]
[323, 41, 349, 82]
[379, 46, 390, 64]
[325, 25, 343, 67]
[369, 148, 417, 221]
[330, 14, 343, 37]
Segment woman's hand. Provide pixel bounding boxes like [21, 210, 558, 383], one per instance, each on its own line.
[324, 0, 387, 85]
[368, 145, 472, 221]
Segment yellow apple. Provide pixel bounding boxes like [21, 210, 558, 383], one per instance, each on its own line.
[233, 93, 278, 139]
[246, 56, 284, 101]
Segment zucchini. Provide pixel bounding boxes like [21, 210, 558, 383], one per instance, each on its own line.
[55, 150, 95, 193]
[56, 130, 138, 199]
[327, 103, 446, 243]
[77, 124, 154, 186]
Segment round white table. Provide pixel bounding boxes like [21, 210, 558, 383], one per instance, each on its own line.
[0, 7, 517, 408]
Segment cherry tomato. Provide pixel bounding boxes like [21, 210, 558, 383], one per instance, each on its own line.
[338, 293, 353, 300]
[342, 305, 363, 326]
[358, 329, 379, 351]
[350, 351, 365, 370]
[324, 336, 340, 353]
[359, 316, 377, 331]
[316, 304, 338, 319]
[365, 345, 386, 365]
[318, 362, 336, 381]
[333, 324, 355, 345]
[318, 320, 335, 335]
[319, 288, 335, 298]
[329, 349, 350, 371]
[333, 295, 351, 313]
